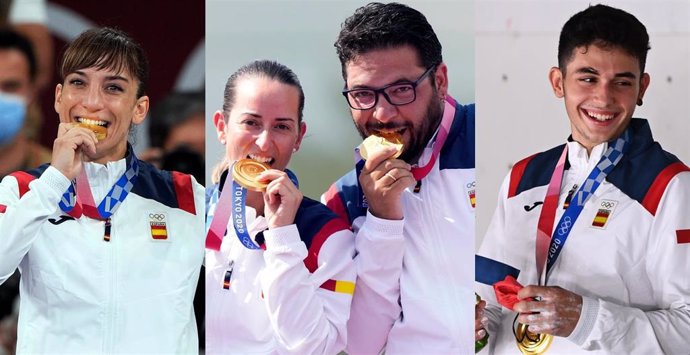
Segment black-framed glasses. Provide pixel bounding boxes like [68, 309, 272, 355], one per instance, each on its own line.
[342, 65, 436, 110]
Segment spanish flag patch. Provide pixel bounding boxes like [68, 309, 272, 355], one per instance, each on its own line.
[320, 279, 355, 295]
[591, 200, 617, 229]
[149, 212, 168, 240]
[466, 181, 476, 209]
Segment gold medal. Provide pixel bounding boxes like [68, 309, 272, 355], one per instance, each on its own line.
[232, 159, 270, 192]
[77, 122, 107, 141]
[358, 132, 404, 160]
[515, 322, 553, 355]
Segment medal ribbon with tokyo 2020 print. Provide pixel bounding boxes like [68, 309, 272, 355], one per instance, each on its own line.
[205, 161, 299, 251]
[536, 129, 629, 284]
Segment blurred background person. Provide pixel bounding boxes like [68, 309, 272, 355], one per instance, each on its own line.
[140, 90, 205, 183]
[3, 0, 53, 144]
[0, 30, 50, 350]
[0, 29, 50, 178]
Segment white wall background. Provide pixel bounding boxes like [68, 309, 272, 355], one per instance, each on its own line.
[476, 0, 690, 247]
[206, 0, 474, 200]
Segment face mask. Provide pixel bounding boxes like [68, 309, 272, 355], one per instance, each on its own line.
[0, 92, 27, 146]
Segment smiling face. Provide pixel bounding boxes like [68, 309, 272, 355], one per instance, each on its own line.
[550, 44, 649, 152]
[344, 45, 447, 163]
[54, 66, 149, 163]
[214, 76, 306, 172]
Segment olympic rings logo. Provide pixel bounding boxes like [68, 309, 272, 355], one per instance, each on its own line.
[600, 201, 614, 208]
[467, 181, 476, 189]
[149, 213, 166, 221]
[557, 216, 572, 235]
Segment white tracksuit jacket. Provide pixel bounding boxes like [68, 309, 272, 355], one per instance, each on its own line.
[204, 171, 356, 355]
[323, 102, 476, 354]
[476, 119, 690, 354]
[0, 155, 205, 354]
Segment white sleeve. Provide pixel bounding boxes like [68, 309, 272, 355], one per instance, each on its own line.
[345, 211, 405, 354]
[572, 172, 690, 354]
[261, 223, 356, 354]
[0, 167, 70, 282]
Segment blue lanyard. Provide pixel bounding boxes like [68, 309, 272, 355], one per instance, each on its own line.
[231, 180, 261, 249]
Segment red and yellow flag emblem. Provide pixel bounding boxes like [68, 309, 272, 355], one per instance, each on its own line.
[466, 181, 476, 209]
[320, 279, 355, 295]
[591, 200, 617, 229]
[149, 213, 168, 240]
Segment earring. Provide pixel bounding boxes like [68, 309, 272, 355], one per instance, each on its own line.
[637, 98, 643, 106]
[292, 148, 298, 153]
[220, 139, 226, 144]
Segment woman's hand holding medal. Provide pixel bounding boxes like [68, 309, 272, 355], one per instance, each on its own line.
[51, 122, 98, 180]
[257, 169, 303, 230]
[513, 285, 583, 337]
[231, 159, 303, 230]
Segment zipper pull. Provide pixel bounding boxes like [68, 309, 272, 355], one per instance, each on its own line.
[223, 260, 234, 290]
[563, 184, 578, 209]
[413, 180, 422, 193]
[104, 218, 112, 242]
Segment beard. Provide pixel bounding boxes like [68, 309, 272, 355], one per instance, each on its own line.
[354, 88, 443, 164]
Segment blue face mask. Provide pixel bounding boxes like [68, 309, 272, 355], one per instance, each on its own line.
[0, 93, 27, 146]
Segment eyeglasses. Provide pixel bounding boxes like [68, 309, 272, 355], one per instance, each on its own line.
[342, 65, 436, 110]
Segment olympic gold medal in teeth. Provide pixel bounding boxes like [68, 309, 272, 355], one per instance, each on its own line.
[77, 119, 107, 141]
[232, 159, 270, 192]
[515, 322, 553, 355]
[358, 132, 404, 160]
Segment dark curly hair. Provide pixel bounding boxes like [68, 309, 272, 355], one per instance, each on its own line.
[334, 2, 442, 79]
[558, 4, 650, 74]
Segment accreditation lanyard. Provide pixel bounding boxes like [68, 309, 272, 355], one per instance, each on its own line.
[535, 130, 630, 285]
[205, 165, 298, 251]
[58, 153, 138, 220]
[354, 95, 457, 208]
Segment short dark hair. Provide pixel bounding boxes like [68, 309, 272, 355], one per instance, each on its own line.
[149, 91, 204, 148]
[59, 27, 149, 98]
[0, 29, 37, 81]
[334, 2, 442, 79]
[222, 59, 304, 123]
[558, 4, 650, 74]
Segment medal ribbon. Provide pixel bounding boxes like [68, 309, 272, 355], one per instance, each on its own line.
[230, 181, 261, 250]
[58, 151, 138, 220]
[205, 164, 299, 251]
[535, 130, 630, 285]
[410, 95, 456, 180]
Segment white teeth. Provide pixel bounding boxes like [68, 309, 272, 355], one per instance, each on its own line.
[77, 117, 108, 126]
[248, 154, 273, 164]
[586, 111, 614, 121]
[375, 129, 404, 135]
